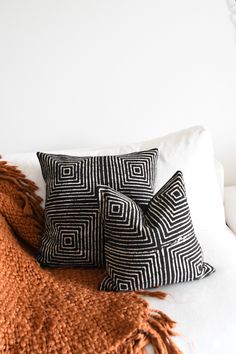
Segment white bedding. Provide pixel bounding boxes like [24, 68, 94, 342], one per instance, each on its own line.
[146, 226, 236, 354]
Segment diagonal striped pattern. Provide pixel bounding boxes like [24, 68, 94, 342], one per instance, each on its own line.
[99, 171, 214, 291]
[37, 149, 158, 267]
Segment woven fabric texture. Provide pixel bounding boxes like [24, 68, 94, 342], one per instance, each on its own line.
[37, 149, 158, 268]
[99, 171, 214, 292]
[0, 159, 182, 354]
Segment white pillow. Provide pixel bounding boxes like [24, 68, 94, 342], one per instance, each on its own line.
[224, 186, 236, 235]
[215, 159, 224, 201]
[3, 125, 225, 233]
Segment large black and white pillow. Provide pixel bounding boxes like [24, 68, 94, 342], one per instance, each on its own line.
[98, 171, 214, 291]
[37, 149, 158, 267]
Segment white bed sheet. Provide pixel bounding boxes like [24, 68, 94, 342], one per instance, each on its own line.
[145, 226, 236, 354]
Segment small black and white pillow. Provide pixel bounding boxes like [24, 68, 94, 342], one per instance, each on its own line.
[37, 148, 158, 267]
[98, 171, 214, 291]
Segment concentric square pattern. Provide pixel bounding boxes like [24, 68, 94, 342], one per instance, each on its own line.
[98, 171, 214, 291]
[37, 149, 158, 267]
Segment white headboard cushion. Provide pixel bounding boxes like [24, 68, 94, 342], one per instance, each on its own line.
[215, 159, 224, 200]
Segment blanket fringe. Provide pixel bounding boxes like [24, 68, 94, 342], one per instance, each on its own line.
[110, 310, 182, 354]
[0, 157, 44, 223]
[135, 290, 167, 300]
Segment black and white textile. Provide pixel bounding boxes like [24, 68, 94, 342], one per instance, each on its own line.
[99, 171, 214, 291]
[37, 149, 158, 267]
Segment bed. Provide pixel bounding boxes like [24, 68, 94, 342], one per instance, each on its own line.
[2, 125, 236, 354]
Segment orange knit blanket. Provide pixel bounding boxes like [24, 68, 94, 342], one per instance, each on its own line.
[0, 159, 182, 354]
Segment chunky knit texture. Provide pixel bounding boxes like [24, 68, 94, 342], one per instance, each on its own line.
[0, 159, 182, 354]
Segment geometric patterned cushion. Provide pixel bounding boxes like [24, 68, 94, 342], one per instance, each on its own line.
[36, 149, 158, 267]
[98, 171, 215, 291]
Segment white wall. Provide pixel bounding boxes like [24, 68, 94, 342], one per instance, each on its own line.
[1, 0, 236, 184]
